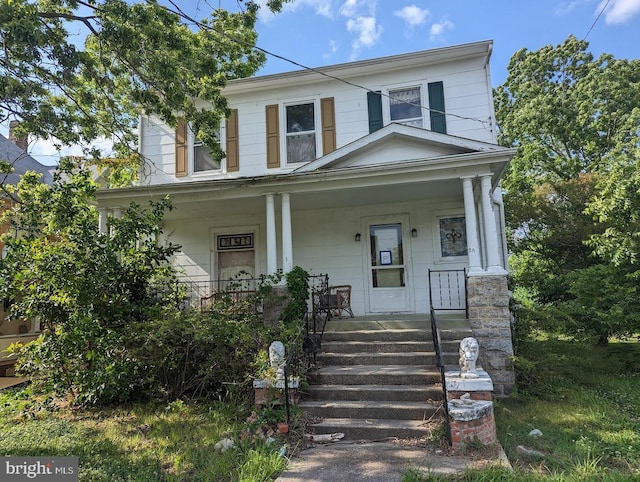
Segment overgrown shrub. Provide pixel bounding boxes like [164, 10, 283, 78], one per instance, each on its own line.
[135, 298, 270, 401]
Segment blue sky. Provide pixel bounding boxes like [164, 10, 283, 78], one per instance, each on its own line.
[247, 0, 640, 85]
[3, 0, 639, 165]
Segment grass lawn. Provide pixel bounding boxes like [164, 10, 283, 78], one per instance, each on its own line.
[0, 393, 292, 481]
[3, 335, 639, 481]
[403, 334, 640, 481]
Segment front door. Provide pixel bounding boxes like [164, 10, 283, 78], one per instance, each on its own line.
[366, 220, 412, 313]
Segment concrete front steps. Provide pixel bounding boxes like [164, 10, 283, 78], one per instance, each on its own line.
[300, 316, 446, 441]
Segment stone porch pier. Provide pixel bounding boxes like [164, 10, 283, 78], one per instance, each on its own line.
[466, 275, 514, 397]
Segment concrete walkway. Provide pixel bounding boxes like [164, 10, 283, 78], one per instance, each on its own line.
[276, 441, 511, 481]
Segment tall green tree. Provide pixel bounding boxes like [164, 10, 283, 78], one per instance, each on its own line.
[0, 160, 180, 403]
[0, 0, 289, 166]
[495, 36, 640, 343]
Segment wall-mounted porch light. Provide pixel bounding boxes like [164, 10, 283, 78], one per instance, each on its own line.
[411, 228, 418, 238]
[355, 233, 361, 242]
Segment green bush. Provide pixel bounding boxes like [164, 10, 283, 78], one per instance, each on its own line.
[136, 302, 270, 401]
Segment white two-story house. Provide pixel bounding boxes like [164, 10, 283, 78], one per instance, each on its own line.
[97, 40, 516, 394]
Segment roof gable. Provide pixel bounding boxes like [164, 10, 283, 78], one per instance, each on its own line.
[294, 123, 508, 173]
[0, 134, 53, 186]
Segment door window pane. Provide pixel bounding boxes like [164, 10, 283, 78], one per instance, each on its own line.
[372, 268, 405, 288]
[370, 224, 405, 288]
[370, 224, 403, 266]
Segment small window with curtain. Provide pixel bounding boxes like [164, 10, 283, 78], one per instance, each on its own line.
[389, 87, 423, 128]
[286, 102, 316, 164]
[194, 136, 220, 172]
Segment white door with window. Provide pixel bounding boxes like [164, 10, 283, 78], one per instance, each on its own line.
[365, 218, 413, 313]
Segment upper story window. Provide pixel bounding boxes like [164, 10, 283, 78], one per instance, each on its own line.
[286, 102, 316, 164]
[194, 135, 220, 172]
[389, 87, 423, 128]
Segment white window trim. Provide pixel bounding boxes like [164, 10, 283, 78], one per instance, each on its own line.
[280, 97, 321, 167]
[383, 82, 426, 128]
[432, 208, 469, 265]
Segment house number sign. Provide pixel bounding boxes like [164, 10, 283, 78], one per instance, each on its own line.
[217, 233, 254, 250]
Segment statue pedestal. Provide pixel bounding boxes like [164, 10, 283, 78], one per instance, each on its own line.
[444, 369, 493, 401]
[444, 370, 497, 450]
[253, 378, 300, 407]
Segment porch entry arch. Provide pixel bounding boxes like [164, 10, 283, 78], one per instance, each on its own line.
[362, 214, 414, 313]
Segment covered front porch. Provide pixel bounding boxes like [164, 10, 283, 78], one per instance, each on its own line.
[99, 175, 508, 317]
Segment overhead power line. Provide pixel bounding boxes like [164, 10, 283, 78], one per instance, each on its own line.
[152, 1, 493, 130]
[583, 0, 611, 41]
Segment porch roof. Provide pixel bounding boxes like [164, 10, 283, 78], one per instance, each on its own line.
[97, 147, 515, 211]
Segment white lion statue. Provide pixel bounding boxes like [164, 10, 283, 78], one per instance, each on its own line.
[458, 337, 480, 379]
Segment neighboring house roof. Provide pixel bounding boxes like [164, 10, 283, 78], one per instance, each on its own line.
[0, 133, 54, 186]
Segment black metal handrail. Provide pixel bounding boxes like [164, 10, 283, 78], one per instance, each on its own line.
[430, 306, 452, 446]
[151, 276, 268, 311]
[428, 268, 468, 318]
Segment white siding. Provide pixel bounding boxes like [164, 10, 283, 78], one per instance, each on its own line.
[140, 52, 496, 186]
[167, 198, 467, 316]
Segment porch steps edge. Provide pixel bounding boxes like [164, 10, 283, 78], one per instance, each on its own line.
[320, 340, 433, 354]
[298, 400, 440, 420]
[322, 329, 431, 342]
[316, 351, 436, 366]
[308, 418, 439, 441]
[304, 384, 441, 402]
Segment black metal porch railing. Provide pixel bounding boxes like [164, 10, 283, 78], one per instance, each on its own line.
[428, 268, 468, 318]
[152, 276, 267, 311]
[430, 306, 452, 446]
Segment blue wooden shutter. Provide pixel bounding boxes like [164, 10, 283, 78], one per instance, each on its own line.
[367, 91, 383, 134]
[428, 81, 447, 134]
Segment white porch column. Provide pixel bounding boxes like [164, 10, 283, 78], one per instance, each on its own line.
[110, 207, 122, 237]
[462, 177, 483, 274]
[281, 193, 293, 274]
[265, 193, 278, 274]
[98, 208, 108, 235]
[480, 175, 506, 274]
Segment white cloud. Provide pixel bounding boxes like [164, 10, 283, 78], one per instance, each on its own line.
[346, 16, 382, 59]
[339, 0, 375, 18]
[394, 5, 430, 27]
[554, 1, 583, 16]
[287, 0, 335, 19]
[339, 0, 380, 59]
[323, 39, 340, 61]
[430, 19, 454, 41]
[600, 0, 640, 24]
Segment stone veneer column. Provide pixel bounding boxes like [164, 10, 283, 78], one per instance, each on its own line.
[466, 274, 515, 396]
